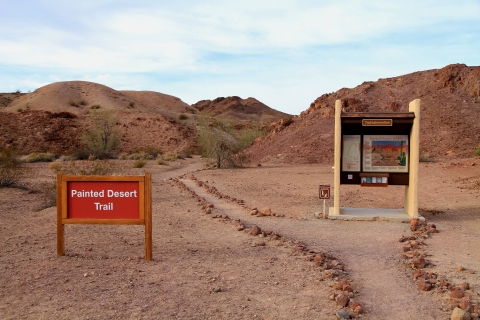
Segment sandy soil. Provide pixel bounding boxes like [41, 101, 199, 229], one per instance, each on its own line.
[0, 156, 479, 319]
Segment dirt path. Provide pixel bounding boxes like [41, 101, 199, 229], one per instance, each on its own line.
[181, 176, 448, 319]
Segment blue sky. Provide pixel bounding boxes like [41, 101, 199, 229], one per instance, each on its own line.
[0, 1, 479, 115]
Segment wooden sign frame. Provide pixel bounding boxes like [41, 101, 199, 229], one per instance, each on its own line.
[56, 172, 152, 261]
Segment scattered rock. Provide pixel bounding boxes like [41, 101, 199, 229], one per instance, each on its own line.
[260, 207, 272, 215]
[451, 307, 471, 320]
[460, 282, 470, 290]
[336, 310, 350, 319]
[450, 289, 465, 299]
[250, 226, 262, 236]
[412, 257, 427, 269]
[456, 266, 466, 272]
[417, 279, 431, 291]
[335, 293, 350, 307]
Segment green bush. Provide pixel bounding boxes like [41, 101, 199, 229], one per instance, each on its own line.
[156, 155, 167, 165]
[474, 144, 480, 156]
[0, 149, 29, 187]
[129, 148, 162, 160]
[196, 126, 240, 168]
[133, 159, 146, 168]
[238, 126, 266, 150]
[163, 153, 178, 161]
[81, 110, 121, 159]
[24, 152, 57, 163]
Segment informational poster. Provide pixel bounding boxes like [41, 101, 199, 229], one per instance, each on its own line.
[342, 135, 361, 172]
[363, 135, 409, 172]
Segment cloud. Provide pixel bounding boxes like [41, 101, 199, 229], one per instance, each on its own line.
[0, 0, 479, 114]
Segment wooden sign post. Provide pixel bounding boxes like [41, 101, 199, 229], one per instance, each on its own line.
[56, 173, 152, 260]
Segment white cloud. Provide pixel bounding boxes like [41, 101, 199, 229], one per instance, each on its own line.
[0, 0, 479, 114]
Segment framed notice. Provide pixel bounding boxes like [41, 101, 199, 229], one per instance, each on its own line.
[363, 135, 408, 173]
[342, 135, 361, 172]
[57, 173, 152, 260]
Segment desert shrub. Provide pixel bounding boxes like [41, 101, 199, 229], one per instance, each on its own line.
[81, 110, 121, 159]
[128, 102, 135, 108]
[79, 99, 87, 106]
[474, 144, 480, 156]
[91, 104, 101, 110]
[24, 152, 57, 163]
[69, 100, 79, 107]
[118, 153, 128, 160]
[178, 113, 188, 120]
[129, 148, 162, 160]
[156, 155, 167, 165]
[50, 159, 121, 176]
[17, 108, 23, 112]
[36, 181, 57, 210]
[163, 153, 178, 161]
[70, 148, 91, 160]
[238, 126, 267, 150]
[196, 125, 240, 168]
[419, 152, 433, 162]
[129, 152, 145, 160]
[133, 159, 146, 168]
[0, 148, 29, 187]
[48, 161, 63, 172]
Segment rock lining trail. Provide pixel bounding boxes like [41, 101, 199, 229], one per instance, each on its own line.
[179, 174, 447, 320]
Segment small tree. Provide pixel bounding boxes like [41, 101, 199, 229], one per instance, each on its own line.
[196, 125, 240, 168]
[82, 110, 121, 159]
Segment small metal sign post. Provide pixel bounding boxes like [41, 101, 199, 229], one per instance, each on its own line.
[319, 185, 331, 218]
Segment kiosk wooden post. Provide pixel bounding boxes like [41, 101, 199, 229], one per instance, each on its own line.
[57, 173, 153, 260]
[333, 100, 342, 215]
[404, 99, 420, 217]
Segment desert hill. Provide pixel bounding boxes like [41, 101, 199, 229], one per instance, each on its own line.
[0, 81, 290, 156]
[1, 81, 196, 116]
[192, 96, 291, 122]
[244, 64, 480, 164]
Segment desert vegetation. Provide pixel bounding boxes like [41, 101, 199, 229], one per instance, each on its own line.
[196, 116, 266, 168]
[0, 148, 29, 187]
[80, 110, 121, 159]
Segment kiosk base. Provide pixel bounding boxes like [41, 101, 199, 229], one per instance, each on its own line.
[328, 207, 424, 222]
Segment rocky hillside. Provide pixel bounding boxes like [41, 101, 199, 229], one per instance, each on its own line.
[0, 81, 290, 155]
[245, 64, 480, 164]
[192, 96, 291, 122]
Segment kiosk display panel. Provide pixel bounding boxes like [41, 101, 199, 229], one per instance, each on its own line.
[363, 135, 409, 173]
[342, 135, 361, 172]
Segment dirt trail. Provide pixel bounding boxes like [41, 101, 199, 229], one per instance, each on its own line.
[180, 177, 447, 320]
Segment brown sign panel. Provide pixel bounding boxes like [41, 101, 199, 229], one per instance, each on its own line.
[362, 119, 393, 126]
[319, 185, 331, 199]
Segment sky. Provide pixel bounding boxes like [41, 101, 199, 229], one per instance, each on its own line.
[0, 1, 479, 115]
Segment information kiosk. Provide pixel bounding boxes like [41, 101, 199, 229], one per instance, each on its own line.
[330, 99, 421, 220]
